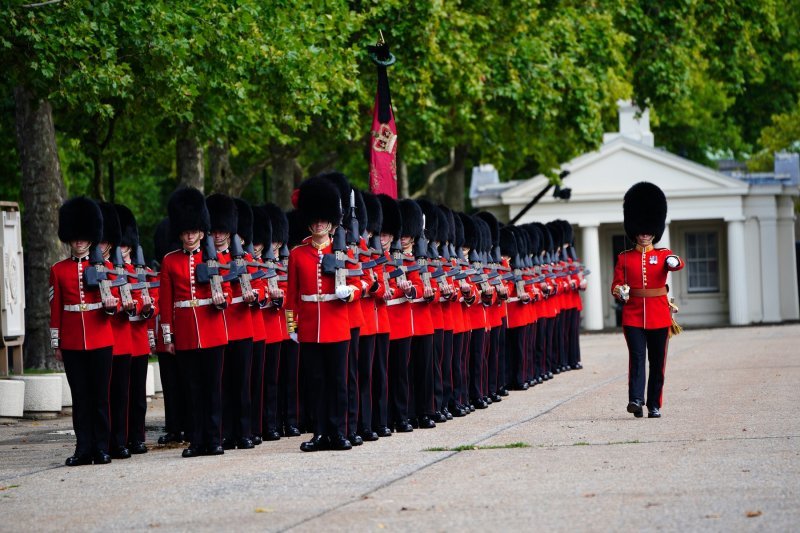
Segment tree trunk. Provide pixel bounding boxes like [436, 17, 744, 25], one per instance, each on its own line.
[398, 157, 409, 199]
[91, 152, 104, 200]
[445, 145, 468, 212]
[271, 156, 302, 210]
[209, 141, 235, 195]
[14, 85, 67, 370]
[176, 122, 204, 192]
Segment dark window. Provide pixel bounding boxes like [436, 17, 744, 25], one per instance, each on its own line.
[685, 232, 719, 293]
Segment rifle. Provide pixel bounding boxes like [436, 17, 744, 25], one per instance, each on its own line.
[321, 225, 363, 288]
[107, 247, 137, 314]
[130, 245, 160, 295]
[413, 215, 436, 299]
[229, 235, 257, 302]
[83, 245, 126, 309]
[194, 235, 228, 308]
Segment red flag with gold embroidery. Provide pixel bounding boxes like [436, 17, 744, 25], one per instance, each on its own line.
[368, 40, 398, 198]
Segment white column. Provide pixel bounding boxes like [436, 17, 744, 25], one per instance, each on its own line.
[581, 224, 604, 331]
[777, 199, 799, 320]
[726, 218, 749, 325]
[758, 216, 782, 322]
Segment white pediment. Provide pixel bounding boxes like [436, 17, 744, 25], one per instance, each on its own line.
[502, 137, 749, 205]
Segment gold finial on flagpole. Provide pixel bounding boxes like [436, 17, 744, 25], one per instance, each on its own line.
[377, 30, 385, 45]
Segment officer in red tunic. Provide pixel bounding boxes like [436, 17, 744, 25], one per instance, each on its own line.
[612, 182, 684, 419]
[51, 197, 118, 466]
[291, 176, 360, 452]
[160, 187, 230, 457]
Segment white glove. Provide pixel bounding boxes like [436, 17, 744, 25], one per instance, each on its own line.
[665, 255, 680, 268]
[335, 285, 353, 301]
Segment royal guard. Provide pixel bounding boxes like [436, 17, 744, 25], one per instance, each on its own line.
[246, 204, 268, 445]
[291, 175, 360, 452]
[151, 218, 186, 445]
[465, 215, 493, 409]
[160, 187, 230, 458]
[612, 182, 684, 419]
[115, 203, 157, 456]
[450, 212, 474, 415]
[51, 197, 117, 466]
[283, 209, 307, 435]
[501, 226, 531, 390]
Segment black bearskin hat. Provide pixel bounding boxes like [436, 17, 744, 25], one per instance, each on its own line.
[545, 221, 562, 250]
[452, 210, 465, 249]
[168, 187, 210, 236]
[377, 194, 401, 239]
[286, 209, 307, 248]
[559, 219, 574, 245]
[476, 211, 500, 248]
[206, 193, 238, 235]
[318, 171, 353, 224]
[399, 199, 423, 240]
[521, 224, 542, 256]
[623, 181, 667, 243]
[114, 204, 139, 248]
[263, 202, 288, 244]
[58, 196, 103, 244]
[458, 212, 477, 250]
[297, 175, 342, 227]
[153, 217, 179, 263]
[415, 199, 438, 241]
[438, 206, 456, 245]
[362, 192, 383, 235]
[511, 226, 528, 258]
[251, 206, 271, 247]
[98, 201, 121, 246]
[534, 222, 553, 254]
[499, 226, 518, 258]
[472, 215, 490, 253]
[233, 198, 253, 245]
[434, 206, 450, 244]
[353, 189, 368, 232]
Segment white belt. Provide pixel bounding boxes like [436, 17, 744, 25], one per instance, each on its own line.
[230, 296, 246, 304]
[385, 297, 407, 307]
[174, 298, 214, 308]
[63, 302, 104, 312]
[128, 315, 148, 322]
[300, 294, 339, 303]
[507, 297, 521, 303]
[409, 298, 427, 304]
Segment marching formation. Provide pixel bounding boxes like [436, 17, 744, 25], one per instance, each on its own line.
[49, 172, 588, 466]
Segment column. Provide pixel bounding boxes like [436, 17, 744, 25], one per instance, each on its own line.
[581, 224, 604, 331]
[726, 218, 749, 325]
[758, 216, 782, 322]
[777, 198, 800, 320]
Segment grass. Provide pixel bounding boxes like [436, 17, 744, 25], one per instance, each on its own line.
[424, 442, 532, 452]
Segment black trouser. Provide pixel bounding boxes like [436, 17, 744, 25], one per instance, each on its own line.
[262, 341, 281, 434]
[507, 325, 526, 388]
[63, 347, 113, 456]
[278, 339, 300, 430]
[371, 333, 390, 431]
[222, 338, 253, 441]
[179, 346, 224, 449]
[460, 331, 471, 404]
[389, 337, 412, 426]
[551, 314, 562, 371]
[535, 321, 546, 379]
[432, 329, 444, 412]
[157, 351, 186, 436]
[109, 354, 131, 450]
[128, 355, 149, 444]
[498, 319, 508, 391]
[302, 340, 349, 438]
[346, 327, 360, 436]
[250, 340, 266, 437]
[450, 332, 464, 407]
[624, 326, 669, 409]
[569, 309, 582, 367]
[357, 333, 376, 433]
[411, 334, 435, 418]
[487, 326, 501, 395]
[440, 330, 454, 411]
[469, 328, 486, 401]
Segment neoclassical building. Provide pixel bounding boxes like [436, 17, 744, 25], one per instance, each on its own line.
[472, 103, 799, 330]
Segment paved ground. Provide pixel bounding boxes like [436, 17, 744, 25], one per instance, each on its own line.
[1, 324, 798, 532]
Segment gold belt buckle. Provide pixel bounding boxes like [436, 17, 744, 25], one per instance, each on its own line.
[79, 303, 88, 311]
[190, 299, 198, 307]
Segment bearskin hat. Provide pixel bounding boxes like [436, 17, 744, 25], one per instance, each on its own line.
[353, 189, 368, 232]
[362, 191, 383, 236]
[534, 222, 553, 254]
[476, 211, 500, 248]
[297, 175, 342, 227]
[317, 171, 352, 224]
[377, 194, 401, 239]
[434, 206, 450, 244]
[113, 204, 139, 249]
[167, 187, 210, 237]
[153, 217, 179, 263]
[232, 198, 253, 245]
[58, 196, 103, 244]
[206, 193, 238, 235]
[521, 224, 542, 256]
[399, 199, 423, 240]
[623, 181, 667, 243]
[286, 209, 307, 248]
[263, 202, 288, 244]
[415, 198, 439, 242]
[558, 219, 574, 245]
[452, 210, 465, 249]
[98, 201, 121, 246]
[251, 206, 271, 247]
[473, 215, 490, 253]
[545, 221, 562, 251]
[438, 206, 456, 245]
[458, 212, 477, 250]
[499, 226, 518, 258]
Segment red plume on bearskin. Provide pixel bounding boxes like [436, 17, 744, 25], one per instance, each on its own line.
[623, 181, 667, 243]
[58, 196, 103, 244]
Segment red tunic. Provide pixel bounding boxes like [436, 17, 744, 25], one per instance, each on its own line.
[611, 245, 685, 329]
[49, 257, 115, 351]
[288, 240, 353, 343]
[217, 250, 255, 342]
[125, 262, 158, 357]
[158, 248, 230, 351]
